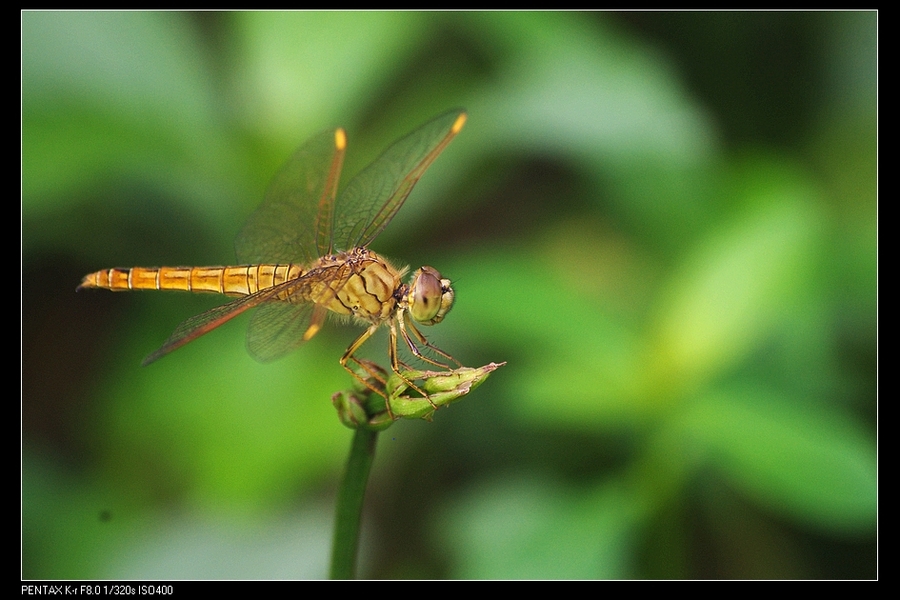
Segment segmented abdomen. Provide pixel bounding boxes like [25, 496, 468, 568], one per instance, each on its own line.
[78, 265, 305, 298]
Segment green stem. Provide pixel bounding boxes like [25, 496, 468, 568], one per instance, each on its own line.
[330, 427, 379, 579]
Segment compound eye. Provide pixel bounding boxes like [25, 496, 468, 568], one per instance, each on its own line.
[409, 267, 454, 325]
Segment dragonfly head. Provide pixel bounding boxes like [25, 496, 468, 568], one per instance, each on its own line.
[408, 266, 454, 326]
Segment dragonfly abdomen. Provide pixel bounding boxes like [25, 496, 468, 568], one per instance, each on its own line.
[78, 265, 306, 297]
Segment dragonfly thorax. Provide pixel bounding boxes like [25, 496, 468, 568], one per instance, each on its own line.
[310, 248, 403, 325]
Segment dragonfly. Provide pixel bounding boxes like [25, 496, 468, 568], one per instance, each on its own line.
[79, 109, 467, 418]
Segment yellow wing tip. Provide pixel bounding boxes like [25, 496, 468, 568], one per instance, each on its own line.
[335, 128, 347, 151]
[452, 112, 467, 134]
[302, 322, 322, 341]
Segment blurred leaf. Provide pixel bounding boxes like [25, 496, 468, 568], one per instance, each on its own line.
[107, 507, 334, 579]
[442, 248, 644, 428]
[94, 313, 350, 510]
[471, 12, 714, 164]
[438, 476, 638, 579]
[232, 12, 428, 138]
[22, 12, 230, 208]
[673, 387, 876, 533]
[645, 158, 824, 397]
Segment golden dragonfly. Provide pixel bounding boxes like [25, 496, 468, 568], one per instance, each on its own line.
[79, 109, 467, 418]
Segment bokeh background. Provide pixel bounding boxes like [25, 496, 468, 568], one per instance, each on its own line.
[22, 11, 876, 579]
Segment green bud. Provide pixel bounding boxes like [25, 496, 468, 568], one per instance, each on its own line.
[333, 361, 506, 428]
[387, 362, 506, 421]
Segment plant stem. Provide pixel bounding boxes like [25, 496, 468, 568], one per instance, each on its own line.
[330, 426, 379, 579]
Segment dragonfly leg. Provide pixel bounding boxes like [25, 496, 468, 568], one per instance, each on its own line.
[397, 310, 462, 369]
[388, 320, 438, 410]
[340, 324, 396, 420]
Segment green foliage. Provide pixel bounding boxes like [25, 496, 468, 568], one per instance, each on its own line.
[23, 11, 876, 579]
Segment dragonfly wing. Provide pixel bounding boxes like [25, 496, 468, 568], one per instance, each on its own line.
[244, 261, 353, 362]
[331, 109, 466, 251]
[235, 128, 346, 264]
[141, 286, 284, 366]
[245, 301, 317, 362]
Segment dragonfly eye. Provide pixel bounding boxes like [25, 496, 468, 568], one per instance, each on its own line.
[408, 266, 454, 325]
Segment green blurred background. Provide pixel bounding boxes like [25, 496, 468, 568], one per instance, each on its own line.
[22, 11, 876, 579]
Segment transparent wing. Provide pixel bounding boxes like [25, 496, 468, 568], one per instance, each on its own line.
[142, 262, 352, 365]
[230, 129, 344, 359]
[141, 285, 286, 366]
[244, 301, 317, 363]
[235, 128, 346, 265]
[331, 109, 466, 251]
[244, 261, 355, 362]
